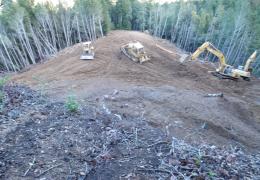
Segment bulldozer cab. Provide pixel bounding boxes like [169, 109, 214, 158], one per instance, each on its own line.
[136, 47, 145, 55]
[83, 42, 93, 51]
[132, 42, 144, 53]
[130, 42, 147, 56]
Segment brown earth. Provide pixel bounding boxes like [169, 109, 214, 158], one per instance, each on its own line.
[12, 30, 260, 152]
[2, 86, 259, 179]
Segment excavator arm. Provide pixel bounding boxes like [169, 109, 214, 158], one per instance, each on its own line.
[191, 42, 227, 71]
[191, 42, 257, 80]
[244, 51, 257, 72]
[191, 42, 211, 60]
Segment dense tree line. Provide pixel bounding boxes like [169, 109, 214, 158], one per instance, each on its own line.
[0, 0, 260, 76]
[110, 0, 260, 76]
[0, 0, 111, 72]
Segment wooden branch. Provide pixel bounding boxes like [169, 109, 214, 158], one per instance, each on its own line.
[155, 44, 175, 55]
[36, 163, 62, 178]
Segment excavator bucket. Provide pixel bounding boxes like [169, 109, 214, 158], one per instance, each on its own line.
[179, 54, 191, 63]
[80, 41, 95, 60]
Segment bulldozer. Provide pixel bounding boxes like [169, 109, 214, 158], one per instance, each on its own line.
[191, 42, 257, 81]
[120, 41, 150, 64]
[80, 41, 95, 60]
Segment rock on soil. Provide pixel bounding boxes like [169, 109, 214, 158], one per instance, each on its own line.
[0, 85, 259, 179]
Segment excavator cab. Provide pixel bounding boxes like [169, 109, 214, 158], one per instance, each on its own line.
[80, 41, 95, 60]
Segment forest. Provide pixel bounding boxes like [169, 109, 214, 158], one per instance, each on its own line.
[0, 0, 260, 76]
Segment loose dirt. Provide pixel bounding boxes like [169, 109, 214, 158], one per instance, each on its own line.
[1, 85, 259, 179]
[12, 30, 260, 152]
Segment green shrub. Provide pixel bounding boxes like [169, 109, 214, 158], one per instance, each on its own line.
[0, 77, 8, 109]
[0, 91, 3, 103]
[208, 171, 216, 178]
[66, 95, 79, 113]
[0, 91, 4, 112]
[195, 157, 201, 166]
[0, 76, 8, 89]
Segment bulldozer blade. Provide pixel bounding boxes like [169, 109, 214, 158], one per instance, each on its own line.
[80, 54, 94, 60]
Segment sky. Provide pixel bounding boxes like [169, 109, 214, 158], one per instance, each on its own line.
[34, 0, 75, 7]
[34, 0, 178, 7]
[149, 0, 177, 3]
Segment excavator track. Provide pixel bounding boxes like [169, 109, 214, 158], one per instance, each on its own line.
[211, 72, 238, 81]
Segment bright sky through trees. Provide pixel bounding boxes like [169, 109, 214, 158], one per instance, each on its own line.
[34, 0, 74, 7]
[34, 0, 178, 7]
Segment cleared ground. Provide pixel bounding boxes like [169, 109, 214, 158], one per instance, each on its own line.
[12, 30, 260, 151]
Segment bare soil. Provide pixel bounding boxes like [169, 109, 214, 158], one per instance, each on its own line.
[0, 30, 259, 179]
[12, 30, 260, 152]
[0, 85, 259, 179]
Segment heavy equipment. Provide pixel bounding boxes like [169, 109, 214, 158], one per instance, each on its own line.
[80, 41, 95, 60]
[120, 41, 150, 64]
[191, 42, 257, 80]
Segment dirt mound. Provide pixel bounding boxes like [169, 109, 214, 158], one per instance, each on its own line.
[12, 30, 259, 95]
[11, 30, 260, 151]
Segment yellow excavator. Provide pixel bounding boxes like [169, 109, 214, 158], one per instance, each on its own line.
[191, 42, 257, 80]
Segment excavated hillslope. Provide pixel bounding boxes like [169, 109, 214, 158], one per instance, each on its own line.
[12, 30, 260, 151]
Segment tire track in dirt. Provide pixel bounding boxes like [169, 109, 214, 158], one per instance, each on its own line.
[11, 30, 260, 151]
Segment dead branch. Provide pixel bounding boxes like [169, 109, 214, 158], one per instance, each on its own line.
[136, 167, 172, 176]
[23, 156, 36, 177]
[155, 44, 175, 55]
[147, 141, 169, 148]
[36, 163, 62, 178]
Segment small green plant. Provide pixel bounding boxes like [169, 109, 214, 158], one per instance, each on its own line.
[0, 91, 3, 103]
[66, 95, 79, 113]
[195, 157, 201, 166]
[208, 171, 216, 178]
[0, 76, 8, 110]
[32, 76, 49, 97]
[0, 76, 9, 89]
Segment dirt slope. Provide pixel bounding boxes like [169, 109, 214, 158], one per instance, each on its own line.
[12, 30, 260, 151]
[1, 86, 259, 179]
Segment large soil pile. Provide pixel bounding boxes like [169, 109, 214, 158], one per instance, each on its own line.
[12, 30, 260, 151]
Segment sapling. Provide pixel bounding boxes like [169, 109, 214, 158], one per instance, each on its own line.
[66, 95, 79, 113]
[0, 76, 9, 89]
[0, 76, 8, 111]
[32, 76, 49, 97]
